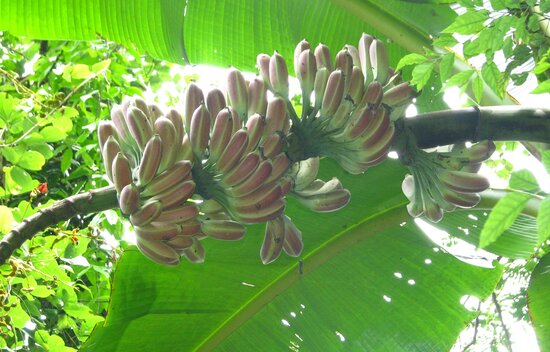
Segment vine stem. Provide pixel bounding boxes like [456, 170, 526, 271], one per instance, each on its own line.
[0, 186, 118, 265]
[0, 106, 549, 265]
[491, 292, 513, 352]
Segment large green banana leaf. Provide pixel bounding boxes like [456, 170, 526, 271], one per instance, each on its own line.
[0, 0, 455, 70]
[81, 160, 503, 351]
[528, 252, 550, 351]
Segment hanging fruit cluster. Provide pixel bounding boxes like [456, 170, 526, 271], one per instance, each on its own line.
[98, 33, 493, 266]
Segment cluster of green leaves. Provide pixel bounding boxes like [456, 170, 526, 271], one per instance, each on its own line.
[0, 33, 172, 350]
[479, 150, 550, 248]
[396, 0, 550, 103]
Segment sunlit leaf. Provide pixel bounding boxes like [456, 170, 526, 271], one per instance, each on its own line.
[509, 169, 539, 191]
[528, 252, 550, 351]
[479, 192, 532, 248]
[441, 9, 489, 35]
[17, 151, 46, 171]
[537, 197, 550, 244]
[411, 62, 434, 90]
[0, 205, 14, 234]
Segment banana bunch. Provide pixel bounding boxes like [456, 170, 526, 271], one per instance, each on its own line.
[256, 33, 416, 175]
[98, 97, 202, 265]
[402, 141, 495, 222]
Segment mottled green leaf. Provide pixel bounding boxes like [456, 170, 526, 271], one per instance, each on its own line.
[479, 192, 532, 248]
[395, 53, 428, 71]
[442, 10, 489, 34]
[531, 80, 550, 94]
[30, 285, 55, 298]
[411, 62, 434, 90]
[528, 252, 550, 350]
[439, 52, 455, 84]
[40, 126, 67, 142]
[61, 148, 74, 173]
[481, 61, 503, 98]
[444, 69, 474, 89]
[509, 169, 539, 191]
[17, 151, 46, 171]
[472, 74, 484, 102]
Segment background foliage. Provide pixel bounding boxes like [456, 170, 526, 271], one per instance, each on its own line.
[0, 0, 549, 351]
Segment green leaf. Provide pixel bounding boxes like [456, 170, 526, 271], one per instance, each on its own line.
[509, 169, 539, 191]
[9, 297, 31, 329]
[0, 205, 14, 234]
[30, 285, 55, 298]
[40, 126, 67, 142]
[410, 62, 434, 90]
[437, 209, 539, 259]
[444, 69, 474, 88]
[433, 34, 458, 48]
[61, 148, 74, 173]
[527, 252, 550, 350]
[472, 73, 484, 102]
[463, 27, 504, 58]
[490, 0, 506, 10]
[82, 161, 502, 351]
[439, 53, 455, 84]
[481, 61, 503, 98]
[1, 146, 21, 165]
[537, 197, 550, 244]
[395, 53, 428, 71]
[5, 166, 38, 195]
[479, 192, 532, 248]
[17, 151, 46, 171]
[441, 9, 489, 34]
[531, 80, 550, 94]
[92, 59, 112, 73]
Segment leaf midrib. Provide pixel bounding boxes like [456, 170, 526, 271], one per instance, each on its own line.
[195, 202, 409, 351]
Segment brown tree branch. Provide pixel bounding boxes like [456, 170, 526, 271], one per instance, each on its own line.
[398, 106, 550, 148]
[491, 292, 513, 352]
[0, 186, 118, 265]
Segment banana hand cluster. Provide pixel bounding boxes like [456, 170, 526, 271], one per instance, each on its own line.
[256, 33, 416, 175]
[99, 97, 201, 265]
[402, 141, 495, 222]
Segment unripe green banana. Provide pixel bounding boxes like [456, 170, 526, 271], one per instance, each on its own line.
[265, 153, 290, 184]
[344, 44, 361, 67]
[438, 170, 489, 193]
[125, 106, 154, 151]
[358, 33, 374, 85]
[296, 49, 317, 99]
[247, 78, 268, 117]
[282, 215, 303, 257]
[98, 121, 118, 153]
[130, 200, 163, 227]
[119, 183, 140, 215]
[181, 237, 205, 264]
[222, 151, 261, 187]
[227, 68, 249, 121]
[151, 180, 195, 209]
[369, 38, 389, 86]
[321, 70, 345, 118]
[210, 108, 235, 163]
[206, 88, 226, 122]
[364, 81, 384, 108]
[256, 53, 272, 88]
[154, 203, 198, 224]
[294, 39, 311, 75]
[112, 152, 133, 193]
[294, 188, 351, 212]
[260, 216, 285, 264]
[136, 238, 180, 266]
[215, 129, 249, 173]
[269, 52, 289, 98]
[265, 97, 288, 136]
[183, 82, 204, 133]
[189, 104, 211, 157]
[261, 132, 285, 159]
[148, 104, 163, 123]
[176, 134, 194, 162]
[228, 159, 273, 197]
[166, 235, 193, 251]
[335, 48, 354, 92]
[314, 43, 332, 71]
[142, 160, 193, 197]
[102, 136, 121, 181]
[382, 82, 416, 107]
[348, 66, 365, 105]
[245, 113, 266, 153]
[165, 109, 185, 147]
[292, 157, 320, 191]
[201, 220, 246, 241]
[313, 67, 330, 110]
[138, 135, 162, 186]
[154, 117, 178, 173]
